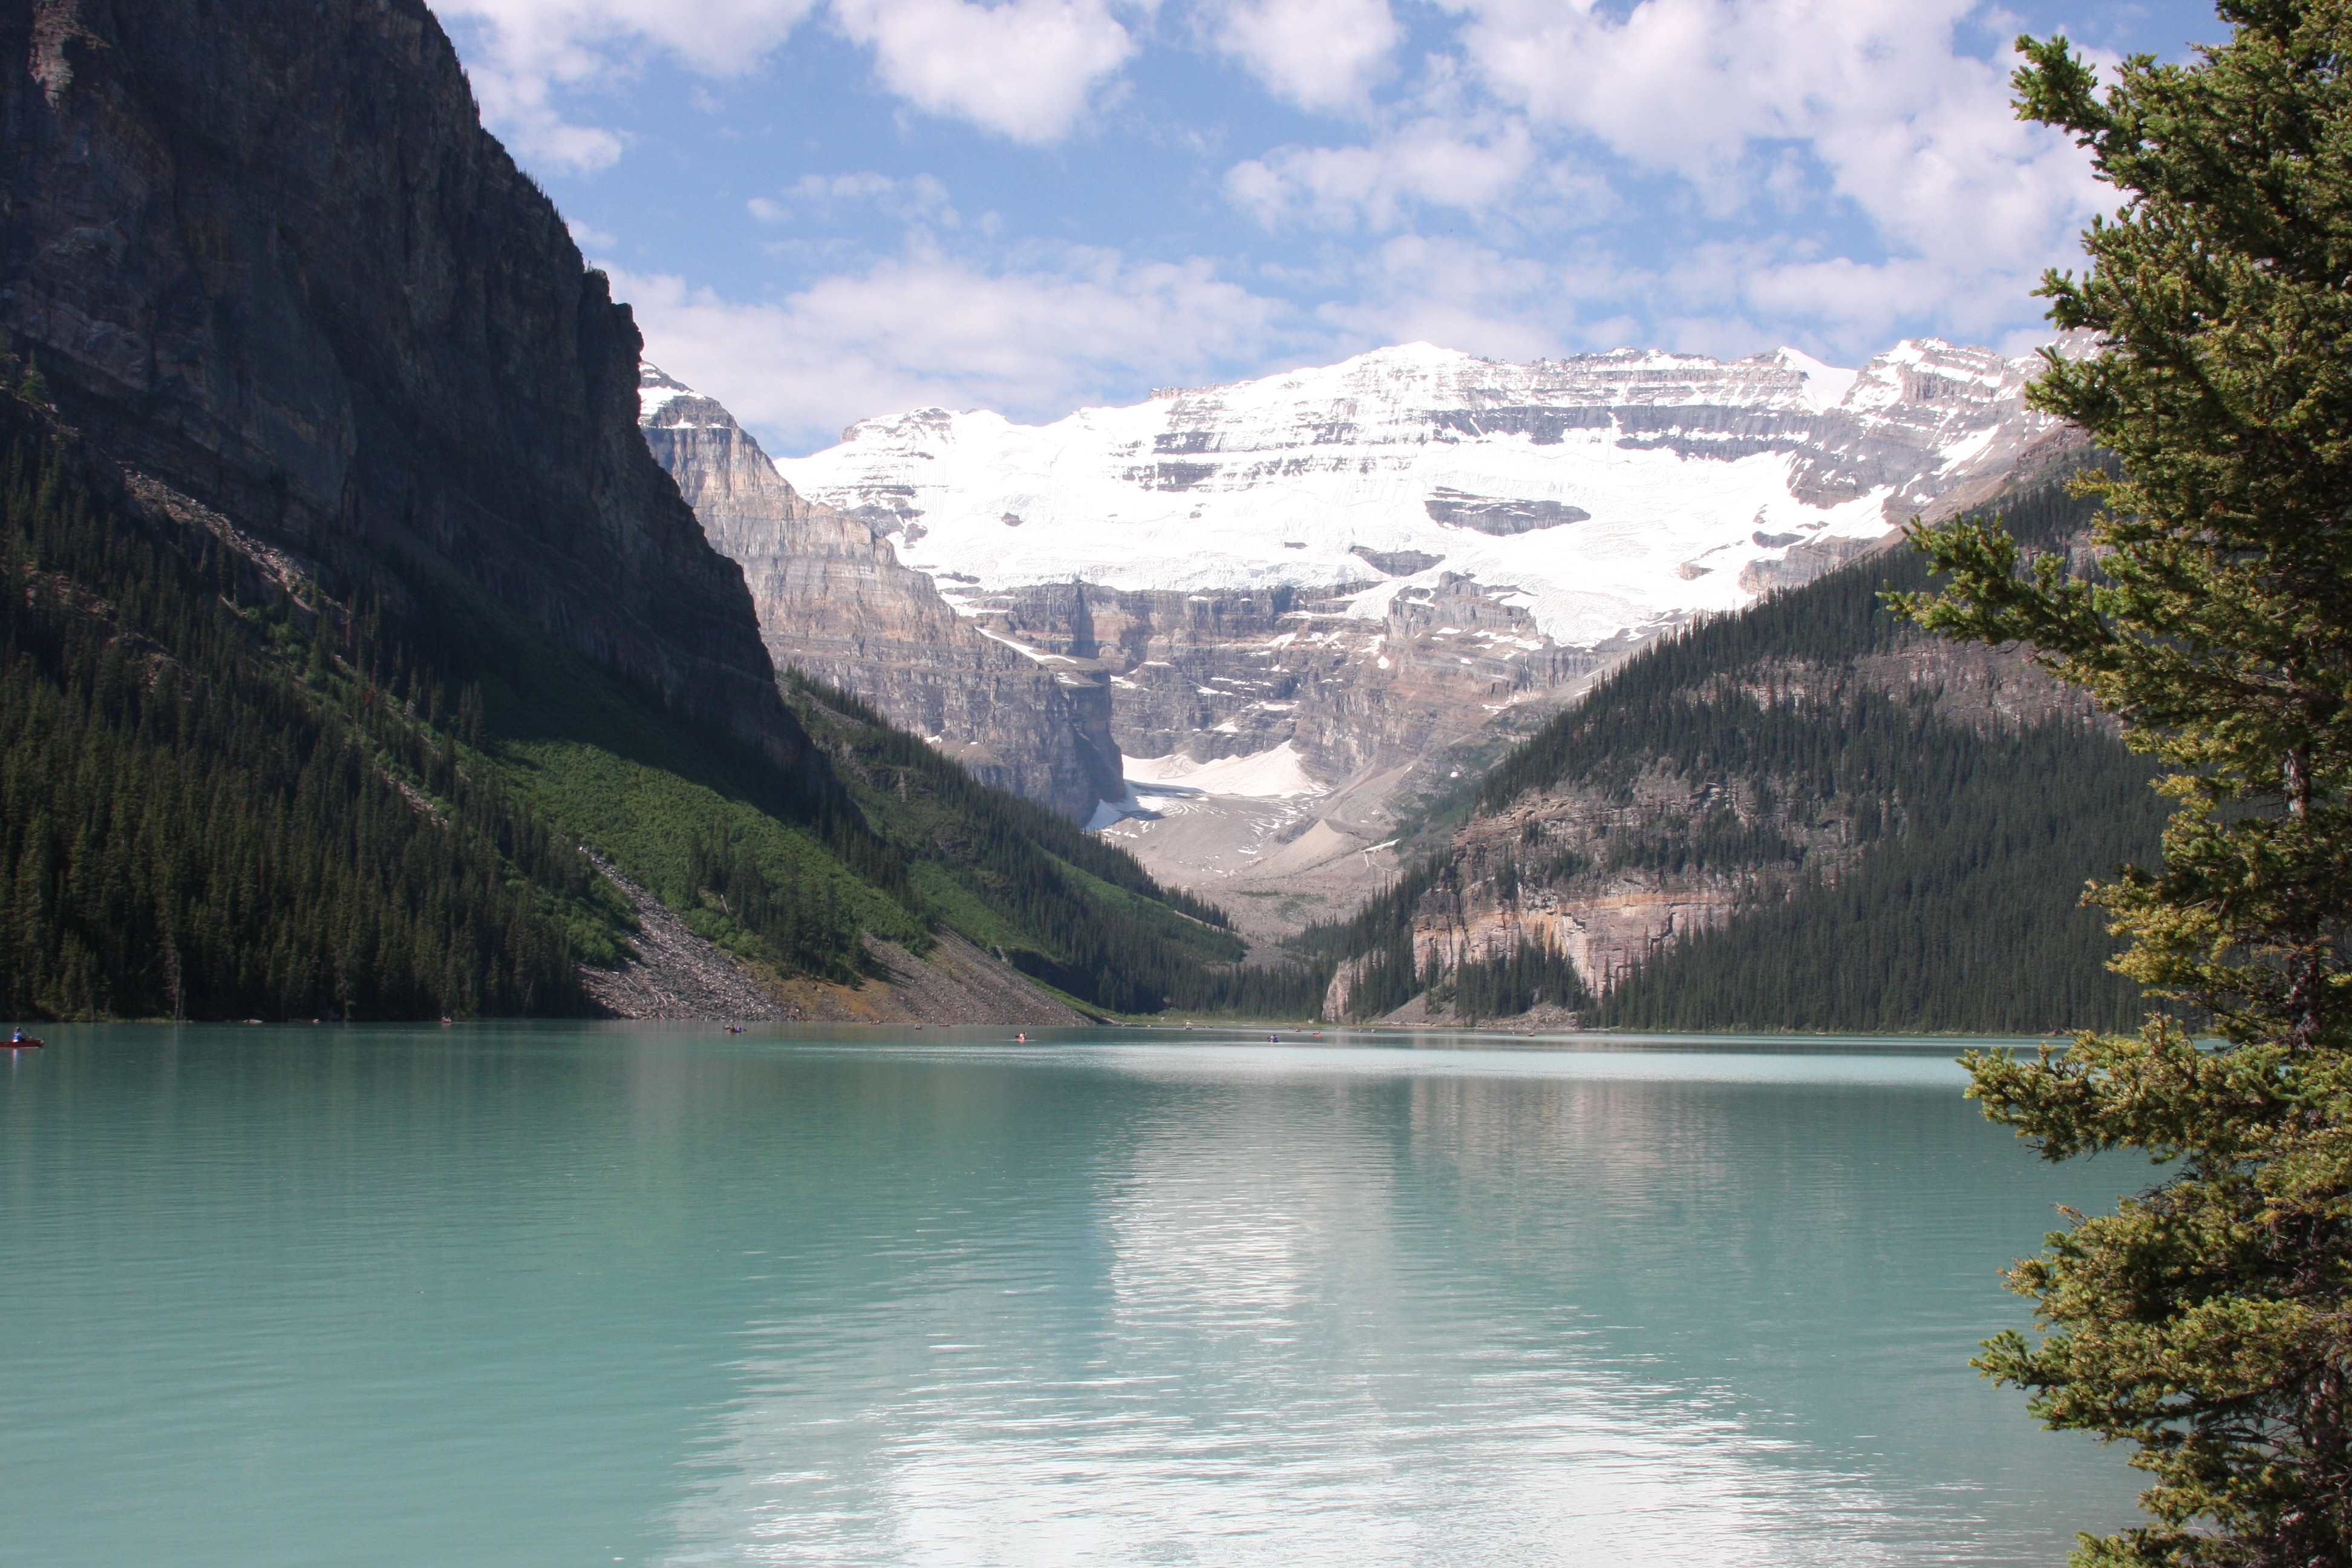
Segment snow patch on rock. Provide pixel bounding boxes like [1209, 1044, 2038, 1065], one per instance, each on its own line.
[1124, 741, 1326, 799]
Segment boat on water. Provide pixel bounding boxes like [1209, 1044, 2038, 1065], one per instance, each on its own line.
[6, 1032, 44, 1049]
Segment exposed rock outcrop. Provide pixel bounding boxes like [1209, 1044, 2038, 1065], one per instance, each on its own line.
[639, 368, 1120, 820]
[0, 0, 811, 776]
[578, 852, 802, 1021]
[792, 933, 1090, 1026]
[960, 573, 1612, 780]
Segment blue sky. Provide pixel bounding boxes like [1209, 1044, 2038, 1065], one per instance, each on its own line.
[428, 0, 2224, 455]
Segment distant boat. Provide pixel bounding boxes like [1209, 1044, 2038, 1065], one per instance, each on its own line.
[5, 1034, 44, 1049]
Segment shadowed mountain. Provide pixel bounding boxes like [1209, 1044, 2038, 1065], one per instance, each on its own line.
[0, 0, 1299, 1023]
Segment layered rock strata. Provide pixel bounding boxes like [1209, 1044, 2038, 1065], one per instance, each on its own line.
[757, 336, 2071, 926]
[959, 573, 1615, 781]
[639, 368, 1119, 820]
[774, 338, 2064, 645]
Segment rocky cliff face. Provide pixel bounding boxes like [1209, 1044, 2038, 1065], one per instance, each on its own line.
[638, 368, 1119, 820]
[0, 0, 808, 773]
[959, 573, 1613, 781]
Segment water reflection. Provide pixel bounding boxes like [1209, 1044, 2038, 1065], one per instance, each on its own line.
[664, 1039, 2128, 1566]
[0, 1027, 2132, 1566]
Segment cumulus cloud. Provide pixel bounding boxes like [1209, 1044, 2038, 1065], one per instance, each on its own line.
[1226, 117, 1537, 228]
[826, 0, 1136, 142]
[607, 250, 1291, 451]
[441, 0, 2133, 436]
[1207, 0, 2111, 359]
[433, 0, 818, 168]
[1205, 0, 1401, 112]
[1452, 0, 2104, 270]
[433, 0, 1134, 157]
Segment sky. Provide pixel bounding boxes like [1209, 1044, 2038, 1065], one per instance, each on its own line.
[426, 0, 2226, 456]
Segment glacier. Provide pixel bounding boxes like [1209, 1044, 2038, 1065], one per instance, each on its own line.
[773, 339, 2064, 650]
[656, 336, 2074, 950]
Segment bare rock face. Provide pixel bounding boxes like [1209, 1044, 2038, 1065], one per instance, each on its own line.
[0, 0, 809, 774]
[959, 573, 1614, 782]
[638, 369, 1120, 820]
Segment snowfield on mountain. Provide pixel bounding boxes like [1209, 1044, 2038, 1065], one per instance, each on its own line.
[771, 339, 2064, 650]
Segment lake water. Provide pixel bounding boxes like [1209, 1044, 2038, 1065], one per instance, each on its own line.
[0, 1025, 2145, 1566]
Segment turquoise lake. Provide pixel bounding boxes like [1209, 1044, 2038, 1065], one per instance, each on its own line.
[0, 1025, 2146, 1566]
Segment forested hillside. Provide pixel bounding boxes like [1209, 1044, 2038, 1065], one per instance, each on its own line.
[0, 375, 1277, 1022]
[0, 0, 1299, 1025]
[0, 379, 608, 1021]
[1298, 462, 2172, 1032]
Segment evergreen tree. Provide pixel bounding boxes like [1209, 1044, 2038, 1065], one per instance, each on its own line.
[1900, 9, 2352, 1561]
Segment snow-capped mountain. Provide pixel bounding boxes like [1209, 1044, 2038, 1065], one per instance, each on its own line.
[667, 339, 2070, 943]
[639, 366, 1121, 822]
[775, 339, 2063, 649]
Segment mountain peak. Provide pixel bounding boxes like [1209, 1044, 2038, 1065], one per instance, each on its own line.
[773, 335, 2062, 648]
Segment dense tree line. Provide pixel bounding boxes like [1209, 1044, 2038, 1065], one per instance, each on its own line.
[1597, 716, 2165, 1032]
[1438, 935, 1592, 1025]
[681, 820, 863, 982]
[0, 392, 593, 1020]
[1480, 466, 2105, 813]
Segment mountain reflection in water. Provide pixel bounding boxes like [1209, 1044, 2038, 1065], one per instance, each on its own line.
[1, 1028, 2136, 1567]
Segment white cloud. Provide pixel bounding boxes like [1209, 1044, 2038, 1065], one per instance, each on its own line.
[433, 0, 1133, 160]
[1451, 0, 2103, 267]
[749, 172, 959, 226]
[440, 0, 2127, 438]
[607, 249, 1291, 451]
[432, 0, 818, 169]
[1226, 117, 1537, 228]
[1204, 0, 2111, 359]
[1206, 0, 1400, 112]
[827, 0, 1137, 142]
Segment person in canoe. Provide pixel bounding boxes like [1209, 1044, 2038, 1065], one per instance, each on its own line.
[7, 1028, 41, 1048]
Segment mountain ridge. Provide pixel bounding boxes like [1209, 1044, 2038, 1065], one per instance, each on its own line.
[707, 334, 2083, 939]
[0, 0, 1299, 1024]
[638, 365, 1122, 822]
[1301, 457, 2165, 1031]
[0, 0, 812, 780]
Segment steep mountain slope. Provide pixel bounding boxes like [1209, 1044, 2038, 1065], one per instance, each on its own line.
[768, 339, 2078, 933]
[0, 0, 1269, 1023]
[0, 380, 606, 1021]
[1, 0, 805, 777]
[1301, 462, 2170, 1033]
[639, 367, 1120, 821]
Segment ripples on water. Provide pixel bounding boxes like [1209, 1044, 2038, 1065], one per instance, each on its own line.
[0, 1027, 2141, 1566]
